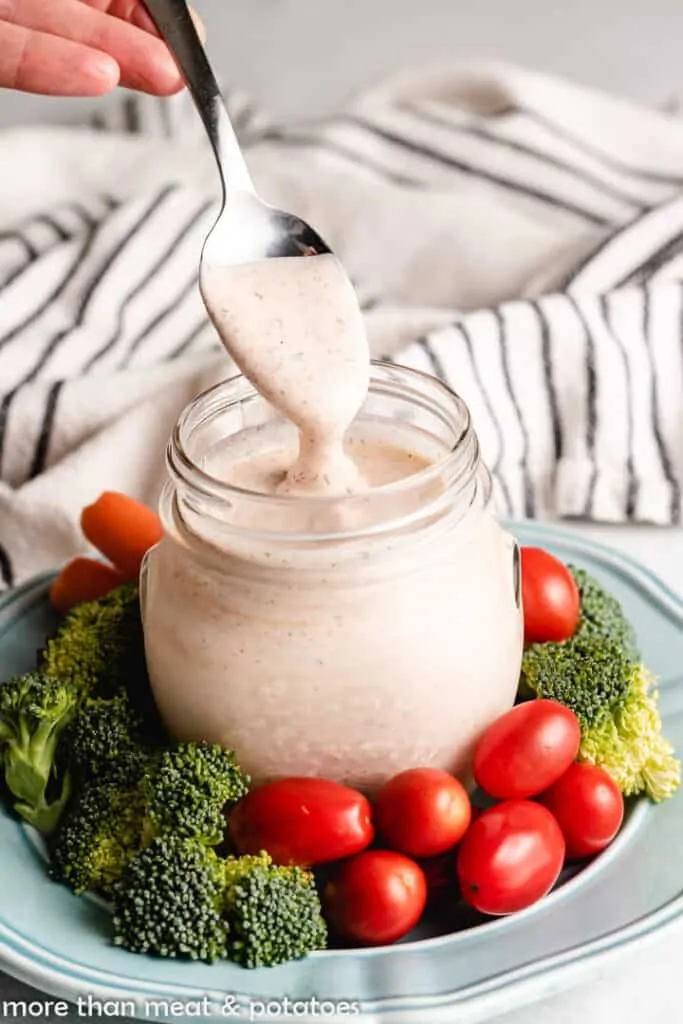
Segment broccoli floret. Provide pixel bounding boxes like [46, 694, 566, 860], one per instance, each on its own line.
[49, 777, 146, 896]
[569, 565, 640, 661]
[0, 672, 77, 834]
[520, 634, 633, 728]
[223, 852, 327, 968]
[142, 741, 249, 846]
[68, 690, 151, 786]
[519, 626, 679, 802]
[579, 663, 680, 802]
[111, 835, 229, 962]
[40, 583, 146, 698]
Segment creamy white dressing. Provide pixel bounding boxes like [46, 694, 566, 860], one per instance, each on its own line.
[201, 254, 371, 495]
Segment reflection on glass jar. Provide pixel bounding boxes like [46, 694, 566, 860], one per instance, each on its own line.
[140, 363, 524, 793]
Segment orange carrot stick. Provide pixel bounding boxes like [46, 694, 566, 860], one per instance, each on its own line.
[49, 557, 127, 613]
[80, 491, 163, 580]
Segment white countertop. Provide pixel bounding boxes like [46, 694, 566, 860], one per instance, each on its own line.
[1, 521, 681, 1023]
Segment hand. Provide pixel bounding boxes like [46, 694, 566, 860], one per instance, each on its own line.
[0, 0, 197, 96]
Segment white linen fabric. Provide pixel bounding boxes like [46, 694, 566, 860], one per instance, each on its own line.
[3, 62, 683, 589]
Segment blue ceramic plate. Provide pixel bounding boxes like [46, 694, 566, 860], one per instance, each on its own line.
[0, 521, 682, 1024]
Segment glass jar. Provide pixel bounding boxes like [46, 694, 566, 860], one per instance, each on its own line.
[140, 363, 523, 793]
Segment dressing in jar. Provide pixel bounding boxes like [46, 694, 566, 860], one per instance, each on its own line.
[140, 363, 523, 793]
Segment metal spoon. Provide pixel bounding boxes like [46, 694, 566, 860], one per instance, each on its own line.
[141, 0, 333, 270]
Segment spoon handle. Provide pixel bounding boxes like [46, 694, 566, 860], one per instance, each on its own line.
[142, 0, 254, 195]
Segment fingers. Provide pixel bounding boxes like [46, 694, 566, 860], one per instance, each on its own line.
[127, 3, 163, 36]
[4, 0, 185, 95]
[84, 0, 161, 36]
[0, 20, 120, 95]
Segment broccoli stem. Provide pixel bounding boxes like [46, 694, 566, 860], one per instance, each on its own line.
[14, 772, 72, 835]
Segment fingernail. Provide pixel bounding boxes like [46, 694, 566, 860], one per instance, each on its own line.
[89, 53, 121, 92]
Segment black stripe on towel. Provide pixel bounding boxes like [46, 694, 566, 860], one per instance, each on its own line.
[12, 187, 175, 382]
[69, 202, 97, 231]
[0, 203, 101, 291]
[404, 105, 648, 213]
[566, 200, 683, 293]
[622, 229, 683, 286]
[418, 336, 448, 381]
[84, 197, 213, 372]
[341, 116, 614, 226]
[166, 319, 210, 361]
[491, 308, 536, 518]
[598, 293, 638, 519]
[642, 286, 681, 520]
[0, 187, 176, 474]
[32, 213, 70, 243]
[0, 543, 13, 587]
[124, 95, 141, 134]
[28, 380, 64, 480]
[120, 272, 199, 367]
[0, 393, 11, 475]
[0, 228, 98, 352]
[253, 129, 424, 188]
[0, 230, 37, 260]
[63, 186, 177, 354]
[158, 96, 174, 139]
[452, 320, 514, 516]
[528, 300, 562, 463]
[564, 295, 599, 517]
[0, 227, 39, 291]
[521, 107, 683, 187]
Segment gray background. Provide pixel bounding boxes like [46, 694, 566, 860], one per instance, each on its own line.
[2, 0, 683, 128]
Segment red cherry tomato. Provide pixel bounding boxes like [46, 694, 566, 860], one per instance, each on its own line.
[228, 777, 374, 867]
[374, 767, 472, 858]
[457, 800, 565, 915]
[322, 850, 427, 946]
[520, 547, 580, 644]
[473, 700, 581, 800]
[539, 762, 625, 860]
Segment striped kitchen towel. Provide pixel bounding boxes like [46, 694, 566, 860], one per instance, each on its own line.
[2, 60, 683, 590]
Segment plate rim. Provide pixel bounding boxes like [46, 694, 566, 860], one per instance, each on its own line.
[0, 521, 682, 1022]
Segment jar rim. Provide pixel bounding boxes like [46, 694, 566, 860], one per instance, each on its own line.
[168, 361, 480, 513]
